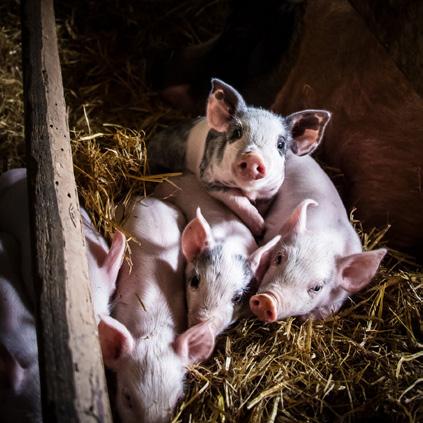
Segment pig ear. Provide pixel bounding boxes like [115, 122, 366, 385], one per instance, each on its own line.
[249, 235, 281, 282]
[281, 199, 318, 236]
[181, 208, 214, 262]
[101, 231, 126, 288]
[0, 344, 24, 393]
[98, 315, 135, 368]
[206, 78, 247, 132]
[173, 322, 215, 364]
[337, 248, 387, 294]
[287, 109, 331, 156]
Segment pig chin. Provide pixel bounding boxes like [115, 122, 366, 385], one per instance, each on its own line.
[234, 172, 284, 200]
[189, 310, 228, 334]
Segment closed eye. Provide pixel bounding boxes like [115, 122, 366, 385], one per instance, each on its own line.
[308, 284, 323, 294]
[274, 253, 283, 265]
[190, 274, 200, 288]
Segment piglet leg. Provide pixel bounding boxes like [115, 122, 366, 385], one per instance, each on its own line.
[209, 188, 264, 237]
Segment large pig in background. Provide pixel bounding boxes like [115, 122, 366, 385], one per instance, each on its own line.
[0, 168, 126, 420]
[271, 0, 423, 258]
[249, 153, 387, 322]
[149, 78, 330, 235]
[99, 197, 199, 423]
[155, 173, 280, 361]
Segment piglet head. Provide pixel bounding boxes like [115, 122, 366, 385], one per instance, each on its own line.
[182, 208, 281, 333]
[250, 199, 387, 322]
[99, 315, 188, 423]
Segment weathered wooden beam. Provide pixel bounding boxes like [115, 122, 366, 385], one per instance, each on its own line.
[21, 0, 112, 421]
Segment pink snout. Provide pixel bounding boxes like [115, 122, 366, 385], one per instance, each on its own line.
[236, 153, 266, 181]
[249, 293, 278, 322]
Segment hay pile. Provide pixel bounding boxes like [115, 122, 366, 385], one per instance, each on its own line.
[1, 0, 422, 421]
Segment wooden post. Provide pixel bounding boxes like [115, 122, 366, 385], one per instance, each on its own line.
[21, 0, 112, 421]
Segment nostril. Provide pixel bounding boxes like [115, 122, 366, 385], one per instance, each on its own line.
[257, 164, 265, 175]
[252, 299, 260, 307]
[266, 310, 273, 318]
[240, 162, 247, 170]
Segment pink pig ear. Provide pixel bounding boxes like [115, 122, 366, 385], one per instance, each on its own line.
[249, 235, 281, 282]
[98, 315, 134, 369]
[281, 199, 318, 237]
[101, 231, 126, 289]
[181, 208, 214, 262]
[0, 344, 25, 393]
[173, 322, 216, 364]
[337, 248, 387, 293]
[206, 78, 247, 132]
[287, 109, 331, 156]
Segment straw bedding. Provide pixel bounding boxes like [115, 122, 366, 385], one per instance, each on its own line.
[0, 1, 421, 421]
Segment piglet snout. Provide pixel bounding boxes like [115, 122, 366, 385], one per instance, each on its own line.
[249, 293, 278, 322]
[236, 153, 266, 181]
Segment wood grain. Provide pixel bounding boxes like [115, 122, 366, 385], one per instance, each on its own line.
[21, 0, 112, 421]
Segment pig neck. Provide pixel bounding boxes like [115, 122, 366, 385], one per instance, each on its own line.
[160, 174, 257, 255]
[114, 255, 186, 342]
[265, 152, 362, 256]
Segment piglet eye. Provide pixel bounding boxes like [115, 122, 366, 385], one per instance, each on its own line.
[190, 275, 200, 288]
[310, 285, 322, 293]
[274, 253, 283, 265]
[277, 136, 286, 150]
[232, 127, 243, 140]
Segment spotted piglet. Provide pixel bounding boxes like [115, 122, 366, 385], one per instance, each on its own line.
[154, 174, 280, 362]
[249, 153, 387, 322]
[149, 78, 330, 235]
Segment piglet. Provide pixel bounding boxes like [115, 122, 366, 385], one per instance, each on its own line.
[149, 78, 330, 235]
[155, 173, 280, 362]
[98, 197, 200, 423]
[80, 208, 126, 322]
[0, 232, 41, 423]
[249, 153, 387, 322]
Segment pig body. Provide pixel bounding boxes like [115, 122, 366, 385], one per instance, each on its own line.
[0, 232, 41, 423]
[154, 173, 280, 360]
[250, 153, 386, 321]
[98, 197, 192, 423]
[149, 78, 330, 235]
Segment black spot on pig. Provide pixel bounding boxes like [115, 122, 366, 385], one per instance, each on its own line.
[147, 119, 198, 172]
[199, 130, 228, 179]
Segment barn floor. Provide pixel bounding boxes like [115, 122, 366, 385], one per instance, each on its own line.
[0, 0, 422, 421]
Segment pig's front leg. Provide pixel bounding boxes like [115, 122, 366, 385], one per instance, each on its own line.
[208, 188, 264, 237]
